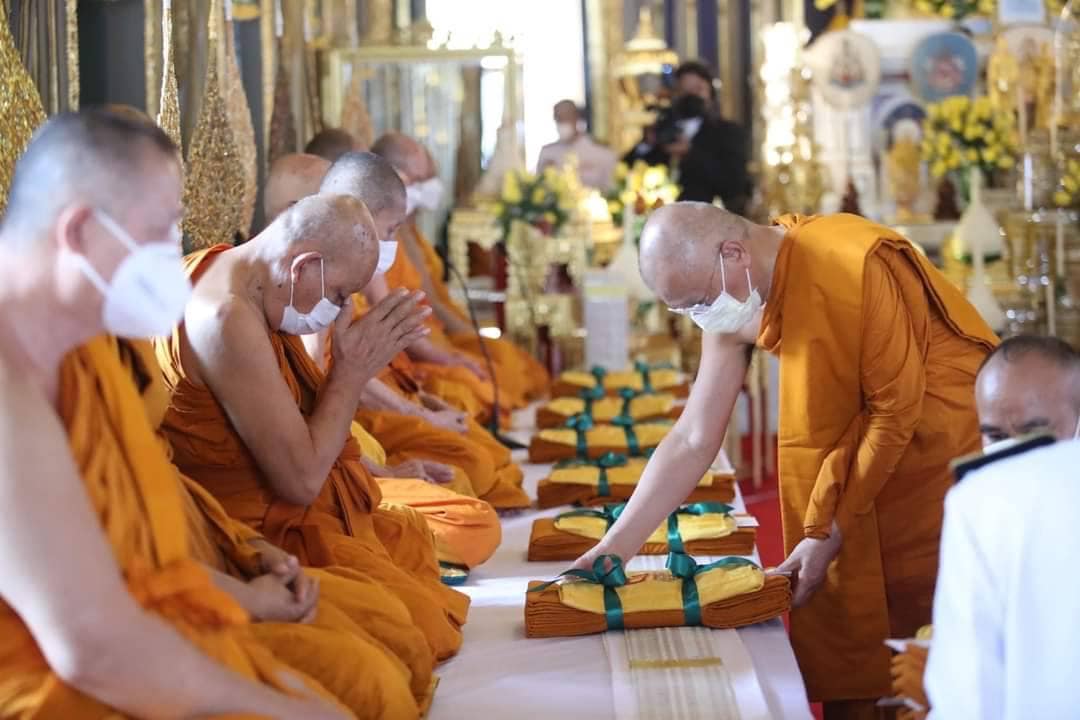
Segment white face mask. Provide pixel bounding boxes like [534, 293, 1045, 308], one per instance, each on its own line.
[556, 122, 576, 142]
[418, 177, 444, 211]
[73, 209, 191, 339]
[376, 240, 398, 275]
[405, 183, 423, 215]
[678, 117, 704, 141]
[278, 255, 341, 335]
[671, 253, 763, 335]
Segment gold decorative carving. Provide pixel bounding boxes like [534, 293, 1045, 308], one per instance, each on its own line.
[339, 70, 374, 148]
[0, 0, 46, 213]
[260, 0, 276, 154]
[158, 0, 182, 153]
[146, 0, 162, 120]
[224, 8, 259, 235]
[183, 0, 247, 249]
[363, 0, 393, 45]
[268, 36, 297, 164]
[66, 0, 78, 110]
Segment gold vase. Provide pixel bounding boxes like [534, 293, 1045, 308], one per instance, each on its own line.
[224, 11, 258, 236]
[182, 0, 247, 249]
[158, 0, 183, 154]
[267, 37, 296, 165]
[0, 1, 47, 213]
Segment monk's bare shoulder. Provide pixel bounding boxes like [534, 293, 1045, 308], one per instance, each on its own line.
[0, 351, 70, 491]
[183, 289, 273, 377]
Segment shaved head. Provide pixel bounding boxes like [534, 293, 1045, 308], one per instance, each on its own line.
[554, 100, 581, 124]
[371, 132, 431, 184]
[264, 153, 330, 222]
[976, 335, 1080, 445]
[320, 151, 407, 242]
[3, 108, 179, 245]
[639, 202, 751, 307]
[304, 127, 362, 162]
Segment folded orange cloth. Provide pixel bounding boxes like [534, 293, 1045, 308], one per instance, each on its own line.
[527, 518, 756, 561]
[891, 644, 929, 714]
[524, 574, 790, 638]
[550, 366, 690, 400]
[536, 474, 735, 509]
[535, 394, 682, 430]
[528, 422, 672, 463]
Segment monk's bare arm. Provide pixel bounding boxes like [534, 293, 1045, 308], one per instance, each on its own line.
[361, 376, 433, 416]
[818, 258, 926, 537]
[583, 332, 749, 564]
[0, 370, 326, 718]
[186, 300, 367, 505]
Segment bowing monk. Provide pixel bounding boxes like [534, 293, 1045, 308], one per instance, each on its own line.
[318, 151, 529, 511]
[576, 204, 997, 718]
[974, 334, 1080, 446]
[0, 108, 353, 718]
[372, 132, 551, 416]
[156, 193, 471, 661]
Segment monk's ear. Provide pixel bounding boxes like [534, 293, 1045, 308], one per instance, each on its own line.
[290, 251, 323, 282]
[53, 204, 94, 256]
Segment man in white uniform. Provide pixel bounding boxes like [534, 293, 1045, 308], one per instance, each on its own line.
[536, 100, 616, 191]
[926, 336, 1080, 719]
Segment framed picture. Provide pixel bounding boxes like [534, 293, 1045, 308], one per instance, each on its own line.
[909, 31, 978, 103]
[808, 29, 883, 110]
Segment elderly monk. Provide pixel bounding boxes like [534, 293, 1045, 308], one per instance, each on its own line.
[975, 334, 1080, 446]
[155, 193, 470, 661]
[264, 153, 334, 222]
[373, 132, 550, 416]
[306, 127, 365, 162]
[575, 205, 997, 719]
[0, 108, 360, 718]
[264, 154, 514, 542]
[318, 151, 529, 511]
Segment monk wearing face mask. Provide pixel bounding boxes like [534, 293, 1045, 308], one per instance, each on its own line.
[573, 204, 998, 719]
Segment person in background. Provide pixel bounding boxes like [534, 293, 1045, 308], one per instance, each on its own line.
[535, 100, 617, 191]
[306, 127, 365, 162]
[624, 61, 750, 215]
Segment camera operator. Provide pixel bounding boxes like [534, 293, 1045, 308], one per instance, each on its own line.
[624, 61, 750, 216]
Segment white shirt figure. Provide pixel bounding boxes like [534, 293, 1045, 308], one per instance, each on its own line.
[536, 134, 617, 191]
[926, 440, 1080, 720]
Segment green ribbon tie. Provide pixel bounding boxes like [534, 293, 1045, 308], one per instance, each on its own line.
[578, 384, 605, 419]
[617, 387, 636, 420]
[528, 554, 628, 630]
[554, 451, 627, 496]
[665, 552, 759, 626]
[634, 360, 654, 393]
[590, 365, 607, 389]
[565, 414, 594, 459]
[611, 413, 640, 456]
[556, 502, 627, 529]
[665, 502, 735, 553]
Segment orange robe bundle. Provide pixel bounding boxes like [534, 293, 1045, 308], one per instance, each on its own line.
[0, 337, 377, 718]
[760, 214, 997, 702]
[158, 247, 469, 662]
[527, 505, 756, 561]
[535, 458, 735, 509]
[528, 420, 673, 463]
[117, 339, 437, 712]
[347, 294, 529, 511]
[535, 392, 681, 429]
[550, 365, 690, 399]
[384, 221, 550, 412]
[524, 556, 790, 639]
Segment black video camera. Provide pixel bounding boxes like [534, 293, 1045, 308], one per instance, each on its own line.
[651, 94, 708, 149]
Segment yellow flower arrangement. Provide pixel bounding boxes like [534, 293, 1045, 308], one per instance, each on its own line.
[1053, 158, 1080, 209]
[605, 160, 681, 226]
[921, 95, 1018, 198]
[491, 167, 575, 238]
[916, 0, 1061, 18]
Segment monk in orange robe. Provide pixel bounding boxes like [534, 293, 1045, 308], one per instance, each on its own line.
[372, 132, 551, 415]
[118, 336, 438, 711]
[156, 193, 469, 661]
[0, 109, 367, 718]
[575, 204, 997, 719]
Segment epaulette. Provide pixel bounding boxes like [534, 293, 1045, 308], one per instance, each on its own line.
[950, 433, 1057, 483]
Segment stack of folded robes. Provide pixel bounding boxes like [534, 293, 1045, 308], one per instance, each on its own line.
[550, 363, 690, 399]
[535, 453, 736, 509]
[536, 388, 681, 429]
[525, 553, 790, 638]
[527, 502, 756, 561]
[528, 415, 672, 463]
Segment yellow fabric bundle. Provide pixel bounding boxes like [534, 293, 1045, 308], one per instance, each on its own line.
[560, 564, 764, 615]
[552, 368, 689, 398]
[547, 457, 710, 488]
[536, 394, 679, 428]
[528, 423, 672, 463]
[555, 512, 736, 544]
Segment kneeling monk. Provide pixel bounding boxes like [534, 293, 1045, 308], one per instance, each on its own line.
[156, 192, 469, 660]
[574, 204, 997, 717]
[0, 109, 357, 718]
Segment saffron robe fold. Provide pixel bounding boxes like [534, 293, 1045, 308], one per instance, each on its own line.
[157, 246, 469, 662]
[384, 221, 550, 411]
[527, 518, 756, 561]
[0, 337, 352, 719]
[759, 214, 996, 702]
[348, 294, 529, 511]
[117, 339, 435, 711]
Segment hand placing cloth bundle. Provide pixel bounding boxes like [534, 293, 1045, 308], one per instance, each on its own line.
[551, 363, 690, 399]
[888, 626, 932, 720]
[524, 553, 791, 638]
[527, 502, 756, 561]
[528, 414, 672, 463]
[535, 453, 736, 509]
[536, 387, 681, 429]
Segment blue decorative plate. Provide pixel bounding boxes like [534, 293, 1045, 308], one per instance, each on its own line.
[909, 31, 978, 103]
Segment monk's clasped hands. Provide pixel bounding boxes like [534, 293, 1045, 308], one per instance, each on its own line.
[331, 289, 431, 385]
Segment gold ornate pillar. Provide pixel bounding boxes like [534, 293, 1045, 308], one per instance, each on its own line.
[0, 0, 47, 212]
[584, 0, 624, 148]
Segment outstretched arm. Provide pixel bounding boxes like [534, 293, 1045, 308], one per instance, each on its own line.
[574, 331, 750, 567]
[0, 369, 342, 719]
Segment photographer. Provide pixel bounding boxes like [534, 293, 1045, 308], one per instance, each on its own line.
[624, 61, 750, 216]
